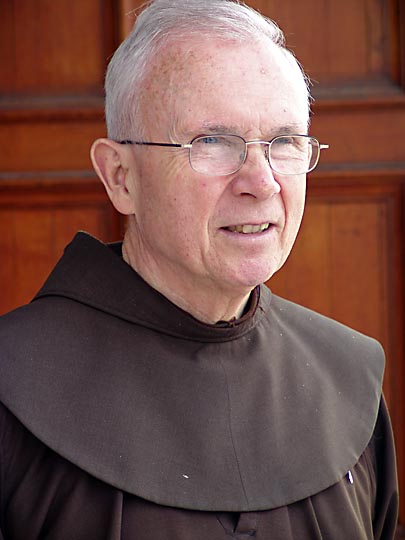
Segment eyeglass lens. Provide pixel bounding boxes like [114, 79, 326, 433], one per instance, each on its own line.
[189, 135, 319, 176]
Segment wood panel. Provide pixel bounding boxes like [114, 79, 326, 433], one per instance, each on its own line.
[0, 0, 115, 96]
[0, 175, 122, 315]
[0, 119, 106, 172]
[255, 0, 403, 95]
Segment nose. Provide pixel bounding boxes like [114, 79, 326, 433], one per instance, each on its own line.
[231, 142, 281, 199]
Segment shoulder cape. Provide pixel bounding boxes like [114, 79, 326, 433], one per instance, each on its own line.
[0, 232, 384, 511]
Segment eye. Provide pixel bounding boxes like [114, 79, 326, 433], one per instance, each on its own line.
[199, 136, 221, 144]
[273, 136, 295, 145]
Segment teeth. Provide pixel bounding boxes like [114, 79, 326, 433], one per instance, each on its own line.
[228, 223, 270, 234]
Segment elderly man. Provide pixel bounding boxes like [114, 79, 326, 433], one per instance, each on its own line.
[0, 0, 398, 538]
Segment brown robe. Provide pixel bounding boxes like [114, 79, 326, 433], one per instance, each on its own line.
[0, 232, 398, 538]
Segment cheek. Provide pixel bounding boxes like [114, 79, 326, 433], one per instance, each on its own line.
[135, 150, 226, 245]
[283, 179, 306, 232]
[137, 175, 212, 242]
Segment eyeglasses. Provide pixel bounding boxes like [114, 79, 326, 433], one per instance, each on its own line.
[119, 134, 329, 176]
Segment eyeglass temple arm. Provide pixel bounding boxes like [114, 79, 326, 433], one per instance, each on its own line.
[119, 140, 191, 148]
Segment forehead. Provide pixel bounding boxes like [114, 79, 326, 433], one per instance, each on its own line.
[139, 37, 309, 137]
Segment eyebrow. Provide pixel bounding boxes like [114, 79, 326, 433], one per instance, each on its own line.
[185, 123, 237, 136]
[184, 122, 308, 138]
[275, 123, 308, 135]
[204, 123, 236, 133]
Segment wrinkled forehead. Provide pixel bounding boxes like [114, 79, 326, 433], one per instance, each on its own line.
[138, 36, 309, 137]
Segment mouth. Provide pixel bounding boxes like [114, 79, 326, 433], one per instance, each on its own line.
[224, 223, 271, 234]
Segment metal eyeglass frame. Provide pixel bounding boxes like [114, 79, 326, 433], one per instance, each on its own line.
[119, 134, 329, 176]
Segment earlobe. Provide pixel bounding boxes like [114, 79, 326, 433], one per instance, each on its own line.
[90, 138, 136, 215]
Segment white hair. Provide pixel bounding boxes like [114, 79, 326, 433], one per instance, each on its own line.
[105, 0, 311, 140]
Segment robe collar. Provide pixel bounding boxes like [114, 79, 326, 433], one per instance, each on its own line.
[36, 232, 263, 342]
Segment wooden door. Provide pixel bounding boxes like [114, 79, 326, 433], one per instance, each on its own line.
[1, 0, 404, 535]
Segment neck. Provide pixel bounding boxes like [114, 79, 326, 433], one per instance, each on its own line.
[122, 236, 252, 325]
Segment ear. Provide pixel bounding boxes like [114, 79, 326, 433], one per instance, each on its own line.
[90, 138, 136, 215]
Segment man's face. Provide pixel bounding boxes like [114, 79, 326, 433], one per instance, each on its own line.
[125, 38, 309, 299]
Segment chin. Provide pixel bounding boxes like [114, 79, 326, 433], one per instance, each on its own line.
[225, 259, 281, 290]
